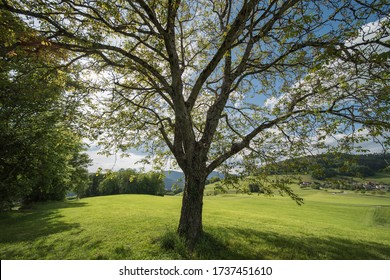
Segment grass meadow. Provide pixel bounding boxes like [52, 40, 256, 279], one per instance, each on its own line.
[1, 183, 389, 260]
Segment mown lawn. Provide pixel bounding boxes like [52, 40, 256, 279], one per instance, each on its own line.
[0, 187, 389, 259]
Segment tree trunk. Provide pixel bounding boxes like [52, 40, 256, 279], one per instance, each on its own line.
[177, 168, 206, 250]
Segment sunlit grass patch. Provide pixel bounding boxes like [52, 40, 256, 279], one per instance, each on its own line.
[1, 190, 389, 259]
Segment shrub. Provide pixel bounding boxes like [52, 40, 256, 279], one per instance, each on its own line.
[248, 183, 261, 193]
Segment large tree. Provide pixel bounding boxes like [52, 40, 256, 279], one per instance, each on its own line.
[0, 9, 90, 209]
[2, 0, 388, 247]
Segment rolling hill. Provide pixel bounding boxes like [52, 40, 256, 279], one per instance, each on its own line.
[164, 170, 224, 190]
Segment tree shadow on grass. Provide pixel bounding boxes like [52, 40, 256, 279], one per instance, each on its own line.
[198, 227, 390, 259]
[0, 200, 96, 259]
[164, 226, 390, 260]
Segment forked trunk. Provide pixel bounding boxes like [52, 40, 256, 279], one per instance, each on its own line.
[177, 170, 206, 250]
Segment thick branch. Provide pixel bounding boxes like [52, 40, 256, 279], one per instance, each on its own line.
[206, 114, 292, 174]
[185, 0, 259, 111]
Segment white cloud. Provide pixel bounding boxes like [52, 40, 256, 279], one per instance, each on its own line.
[322, 130, 388, 154]
[85, 145, 181, 172]
[346, 17, 389, 50]
[85, 147, 151, 172]
[264, 96, 279, 109]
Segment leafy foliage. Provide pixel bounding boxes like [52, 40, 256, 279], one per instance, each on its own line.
[1, 0, 388, 245]
[84, 169, 165, 197]
[0, 10, 90, 210]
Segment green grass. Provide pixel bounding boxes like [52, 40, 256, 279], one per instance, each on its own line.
[1, 187, 390, 260]
[370, 172, 390, 185]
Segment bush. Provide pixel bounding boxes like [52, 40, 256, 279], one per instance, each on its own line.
[248, 183, 261, 193]
[310, 182, 321, 189]
[206, 176, 222, 184]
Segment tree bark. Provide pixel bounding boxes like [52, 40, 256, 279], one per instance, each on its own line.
[177, 165, 207, 250]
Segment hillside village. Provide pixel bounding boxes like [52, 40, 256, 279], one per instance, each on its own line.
[300, 179, 390, 192]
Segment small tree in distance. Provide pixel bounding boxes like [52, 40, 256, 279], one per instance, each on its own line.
[1, 0, 389, 249]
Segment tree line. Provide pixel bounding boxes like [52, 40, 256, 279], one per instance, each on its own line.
[261, 153, 390, 180]
[82, 169, 165, 198]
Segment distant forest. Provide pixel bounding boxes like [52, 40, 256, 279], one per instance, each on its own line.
[78, 153, 389, 198]
[83, 169, 165, 198]
[262, 153, 390, 180]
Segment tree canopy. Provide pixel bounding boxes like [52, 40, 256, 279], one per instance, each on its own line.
[1, 0, 389, 247]
[0, 10, 91, 210]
